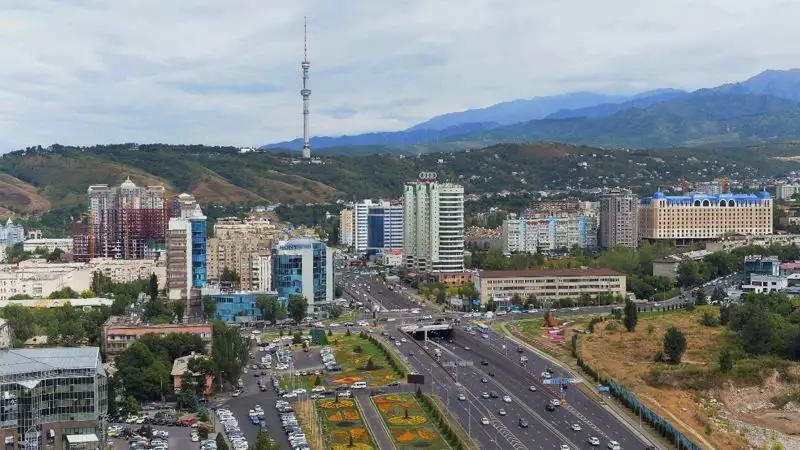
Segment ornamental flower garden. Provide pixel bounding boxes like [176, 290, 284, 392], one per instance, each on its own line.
[373, 393, 449, 449]
[317, 397, 377, 450]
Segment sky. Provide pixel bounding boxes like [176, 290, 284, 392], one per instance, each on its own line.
[2, 0, 800, 151]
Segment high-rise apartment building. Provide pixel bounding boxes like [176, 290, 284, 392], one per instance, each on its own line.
[599, 188, 639, 249]
[339, 209, 354, 247]
[776, 183, 800, 201]
[272, 238, 333, 314]
[352, 200, 403, 254]
[503, 214, 598, 254]
[166, 194, 207, 320]
[206, 218, 277, 290]
[403, 173, 464, 273]
[0, 219, 24, 246]
[639, 191, 773, 242]
[0, 347, 107, 450]
[72, 178, 167, 262]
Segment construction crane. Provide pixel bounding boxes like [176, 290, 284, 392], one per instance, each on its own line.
[717, 177, 729, 193]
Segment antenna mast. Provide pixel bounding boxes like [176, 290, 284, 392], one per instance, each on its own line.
[301, 16, 312, 159]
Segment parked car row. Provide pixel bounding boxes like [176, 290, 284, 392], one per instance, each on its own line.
[216, 407, 248, 450]
[275, 400, 309, 450]
[320, 346, 341, 372]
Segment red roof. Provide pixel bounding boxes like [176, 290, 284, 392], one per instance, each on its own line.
[478, 268, 623, 278]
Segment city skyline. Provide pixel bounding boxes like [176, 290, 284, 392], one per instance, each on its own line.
[2, 1, 800, 151]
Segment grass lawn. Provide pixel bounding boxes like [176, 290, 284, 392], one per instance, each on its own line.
[281, 332, 401, 391]
[373, 393, 449, 450]
[324, 310, 361, 325]
[316, 397, 377, 450]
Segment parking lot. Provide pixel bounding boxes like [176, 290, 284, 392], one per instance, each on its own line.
[291, 348, 324, 371]
[107, 424, 197, 450]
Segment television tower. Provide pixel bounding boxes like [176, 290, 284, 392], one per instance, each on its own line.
[301, 16, 312, 159]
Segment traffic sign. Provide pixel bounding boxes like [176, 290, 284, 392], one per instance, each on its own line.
[598, 386, 610, 393]
[543, 378, 562, 385]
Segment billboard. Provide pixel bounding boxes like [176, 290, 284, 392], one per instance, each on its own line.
[407, 374, 425, 385]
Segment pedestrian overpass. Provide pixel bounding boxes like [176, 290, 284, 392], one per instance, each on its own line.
[399, 322, 454, 340]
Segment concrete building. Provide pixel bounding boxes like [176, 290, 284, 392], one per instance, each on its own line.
[206, 217, 277, 290]
[72, 178, 167, 262]
[0, 245, 7, 264]
[0, 319, 10, 349]
[353, 200, 403, 255]
[403, 173, 465, 274]
[744, 255, 780, 278]
[639, 192, 773, 243]
[250, 254, 272, 293]
[474, 268, 626, 304]
[166, 195, 207, 322]
[693, 181, 725, 195]
[776, 183, 800, 201]
[22, 238, 73, 254]
[0, 347, 107, 450]
[273, 238, 333, 314]
[101, 316, 213, 360]
[742, 274, 788, 294]
[0, 259, 164, 301]
[780, 261, 800, 275]
[0, 298, 113, 310]
[503, 214, 598, 254]
[651, 250, 712, 281]
[171, 353, 214, 397]
[0, 219, 24, 246]
[339, 209, 354, 247]
[599, 188, 639, 249]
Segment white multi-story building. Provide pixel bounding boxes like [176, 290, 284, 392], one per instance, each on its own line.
[0, 318, 10, 348]
[776, 183, 800, 201]
[23, 238, 74, 254]
[503, 214, 598, 254]
[403, 173, 464, 274]
[250, 254, 272, 292]
[0, 218, 24, 245]
[353, 200, 403, 254]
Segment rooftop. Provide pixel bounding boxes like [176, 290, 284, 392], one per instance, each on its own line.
[479, 268, 623, 278]
[0, 298, 113, 309]
[171, 353, 209, 377]
[0, 347, 102, 377]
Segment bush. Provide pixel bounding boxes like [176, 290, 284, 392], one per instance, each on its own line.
[663, 327, 687, 364]
[719, 349, 733, 374]
[353, 345, 363, 354]
[345, 328, 352, 337]
[327, 329, 333, 337]
[699, 311, 720, 327]
[654, 350, 664, 362]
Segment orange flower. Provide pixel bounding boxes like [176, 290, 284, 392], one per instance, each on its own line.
[350, 428, 367, 440]
[392, 430, 415, 442]
[418, 429, 438, 440]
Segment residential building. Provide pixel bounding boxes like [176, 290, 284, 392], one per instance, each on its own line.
[651, 250, 712, 281]
[72, 178, 167, 262]
[0, 219, 24, 246]
[353, 200, 404, 254]
[171, 353, 214, 396]
[503, 214, 598, 254]
[744, 255, 780, 278]
[339, 208, 354, 247]
[101, 316, 213, 360]
[474, 268, 626, 304]
[599, 188, 639, 249]
[693, 181, 726, 195]
[776, 183, 800, 201]
[0, 259, 164, 301]
[206, 217, 277, 290]
[22, 238, 74, 254]
[273, 238, 333, 314]
[403, 173, 465, 274]
[0, 319, 9, 349]
[166, 195, 207, 322]
[0, 298, 113, 310]
[741, 274, 788, 294]
[250, 253, 272, 292]
[464, 227, 503, 251]
[0, 245, 6, 264]
[435, 272, 475, 287]
[780, 261, 800, 275]
[639, 192, 773, 243]
[0, 347, 107, 450]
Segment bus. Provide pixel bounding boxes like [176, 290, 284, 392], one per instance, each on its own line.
[476, 323, 490, 334]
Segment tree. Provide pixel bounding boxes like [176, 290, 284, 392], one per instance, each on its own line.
[711, 286, 726, 304]
[623, 300, 638, 332]
[148, 273, 159, 302]
[292, 331, 303, 345]
[695, 290, 708, 306]
[1, 304, 37, 346]
[256, 295, 282, 324]
[486, 297, 497, 312]
[211, 321, 249, 386]
[287, 295, 308, 324]
[719, 349, 733, 374]
[220, 267, 240, 287]
[719, 304, 731, 326]
[46, 247, 64, 262]
[216, 432, 230, 450]
[510, 294, 523, 307]
[172, 300, 186, 323]
[365, 356, 376, 370]
[203, 296, 217, 320]
[436, 289, 446, 304]
[329, 303, 344, 319]
[663, 327, 687, 364]
[741, 308, 773, 356]
[253, 430, 279, 450]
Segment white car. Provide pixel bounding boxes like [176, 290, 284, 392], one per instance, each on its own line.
[503, 395, 512, 403]
[191, 434, 199, 442]
[395, 341, 401, 346]
[311, 386, 326, 393]
[560, 445, 571, 450]
[400, 338, 407, 343]
[282, 392, 297, 399]
[480, 417, 490, 425]
[292, 388, 307, 395]
[551, 399, 561, 407]
[338, 390, 352, 397]
[588, 437, 600, 446]
[457, 394, 466, 401]
[498, 409, 507, 416]
[607, 441, 621, 450]
[541, 372, 552, 379]
[571, 423, 582, 431]
[528, 385, 537, 392]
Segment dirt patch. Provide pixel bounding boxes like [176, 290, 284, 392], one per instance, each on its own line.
[187, 173, 266, 205]
[0, 173, 51, 216]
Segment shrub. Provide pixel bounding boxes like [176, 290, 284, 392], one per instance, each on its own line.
[699, 311, 720, 327]
[654, 350, 664, 362]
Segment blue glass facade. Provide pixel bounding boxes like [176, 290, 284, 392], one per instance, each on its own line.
[273, 239, 331, 310]
[367, 210, 385, 249]
[191, 219, 207, 288]
[211, 293, 260, 322]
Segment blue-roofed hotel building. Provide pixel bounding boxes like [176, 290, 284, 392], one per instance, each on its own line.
[639, 191, 773, 245]
[273, 238, 333, 315]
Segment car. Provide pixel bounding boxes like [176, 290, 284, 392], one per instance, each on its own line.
[388, 380, 400, 386]
[464, 346, 470, 351]
[541, 372, 552, 379]
[480, 360, 489, 366]
[502, 395, 511, 403]
[311, 386, 325, 393]
[571, 423, 582, 431]
[497, 409, 507, 416]
[480, 417, 490, 425]
[489, 391, 498, 398]
[457, 394, 466, 401]
[488, 371, 495, 377]
[480, 378, 488, 383]
[518, 418, 529, 428]
[607, 441, 621, 450]
[400, 338, 407, 343]
[551, 399, 561, 407]
[528, 385, 537, 392]
[395, 341, 401, 346]
[545, 403, 555, 412]
[560, 445, 571, 450]
[588, 437, 600, 446]
[481, 392, 490, 399]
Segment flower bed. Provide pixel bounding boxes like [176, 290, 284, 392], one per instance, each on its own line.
[373, 393, 449, 449]
[316, 397, 377, 450]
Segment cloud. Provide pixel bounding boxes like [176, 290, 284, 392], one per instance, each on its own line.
[1, 0, 800, 151]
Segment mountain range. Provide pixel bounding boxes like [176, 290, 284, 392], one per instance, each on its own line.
[263, 69, 800, 152]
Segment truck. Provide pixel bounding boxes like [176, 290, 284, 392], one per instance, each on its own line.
[433, 348, 441, 361]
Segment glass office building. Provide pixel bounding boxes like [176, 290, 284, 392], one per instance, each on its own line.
[0, 347, 107, 450]
[273, 239, 333, 314]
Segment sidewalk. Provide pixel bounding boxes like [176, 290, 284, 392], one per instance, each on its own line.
[355, 393, 397, 450]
